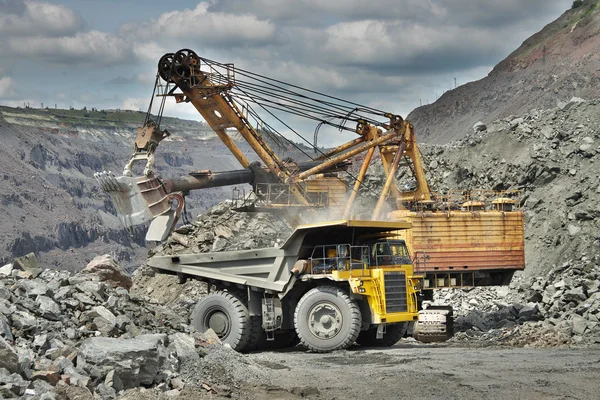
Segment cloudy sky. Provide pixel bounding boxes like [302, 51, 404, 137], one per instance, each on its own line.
[0, 0, 572, 145]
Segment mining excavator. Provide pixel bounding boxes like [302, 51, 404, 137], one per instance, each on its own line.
[96, 49, 524, 346]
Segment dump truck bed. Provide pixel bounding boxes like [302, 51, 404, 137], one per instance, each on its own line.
[147, 219, 413, 292]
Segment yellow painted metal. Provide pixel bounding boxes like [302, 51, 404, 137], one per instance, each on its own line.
[255, 178, 346, 208]
[294, 124, 407, 181]
[379, 146, 404, 209]
[331, 265, 420, 324]
[316, 136, 365, 161]
[304, 177, 347, 208]
[176, 95, 251, 168]
[171, 69, 310, 206]
[161, 53, 421, 218]
[396, 123, 432, 203]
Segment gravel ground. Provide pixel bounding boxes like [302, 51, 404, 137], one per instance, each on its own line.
[243, 342, 600, 400]
[115, 341, 600, 399]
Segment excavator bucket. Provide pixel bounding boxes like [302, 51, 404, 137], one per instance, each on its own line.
[94, 171, 177, 240]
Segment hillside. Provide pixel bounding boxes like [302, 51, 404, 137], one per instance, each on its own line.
[0, 106, 244, 270]
[408, 0, 600, 143]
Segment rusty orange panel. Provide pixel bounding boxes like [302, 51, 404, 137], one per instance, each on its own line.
[390, 210, 525, 273]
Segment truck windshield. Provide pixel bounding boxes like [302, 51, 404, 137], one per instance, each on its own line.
[372, 241, 412, 266]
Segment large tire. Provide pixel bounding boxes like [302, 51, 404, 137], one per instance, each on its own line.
[356, 323, 408, 347]
[294, 286, 361, 352]
[246, 316, 265, 352]
[191, 290, 254, 352]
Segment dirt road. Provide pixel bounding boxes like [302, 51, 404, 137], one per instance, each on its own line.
[245, 342, 600, 400]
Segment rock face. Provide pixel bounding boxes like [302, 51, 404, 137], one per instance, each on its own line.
[408, 2, 600, 143]
[0, 106, 245, 272]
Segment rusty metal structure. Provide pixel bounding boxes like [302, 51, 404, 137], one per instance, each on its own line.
[391, 190, 524, 289]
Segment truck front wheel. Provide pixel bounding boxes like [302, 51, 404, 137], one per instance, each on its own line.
[191, 290, 253, 352]
[294, 286, 361, 352]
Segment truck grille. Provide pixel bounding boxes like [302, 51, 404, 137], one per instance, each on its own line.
[384, 271, 408, 313]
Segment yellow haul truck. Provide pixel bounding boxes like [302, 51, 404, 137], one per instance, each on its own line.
[147, 220, 421, 352]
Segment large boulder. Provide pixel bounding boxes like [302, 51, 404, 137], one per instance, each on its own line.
[16, 280, 49, 298]
[79, 255, 132, 290]
[168, 332, 201, 366]
[77, 334, 168, 389]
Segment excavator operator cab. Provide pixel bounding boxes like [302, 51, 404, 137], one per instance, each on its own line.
[371, 240, 412, 267]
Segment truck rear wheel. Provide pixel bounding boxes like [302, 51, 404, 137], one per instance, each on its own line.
[191, 290, 253, 352]
[294, 286, 361, 352]
[356, 322, 408, 347]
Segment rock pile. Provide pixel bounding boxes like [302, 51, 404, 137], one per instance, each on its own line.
[0, 253, 264, 399]
[130, 266, 208, 323]
[153, 199, 291, 256]
[522, 256, 600, 338]
[434, 256, 600, 347]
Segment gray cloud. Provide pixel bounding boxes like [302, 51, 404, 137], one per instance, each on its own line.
[0, 1, 126, 67]
[0, 0, 572, 75]
[0, 0, 83, 37]
[0, 0, 26, 14]
[190, 0, 571, 84]
[119, 2, 275, 46]
[206, 0, 570, 28]
[106, 76, 134, 85]
[6, 31, 130, 66]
